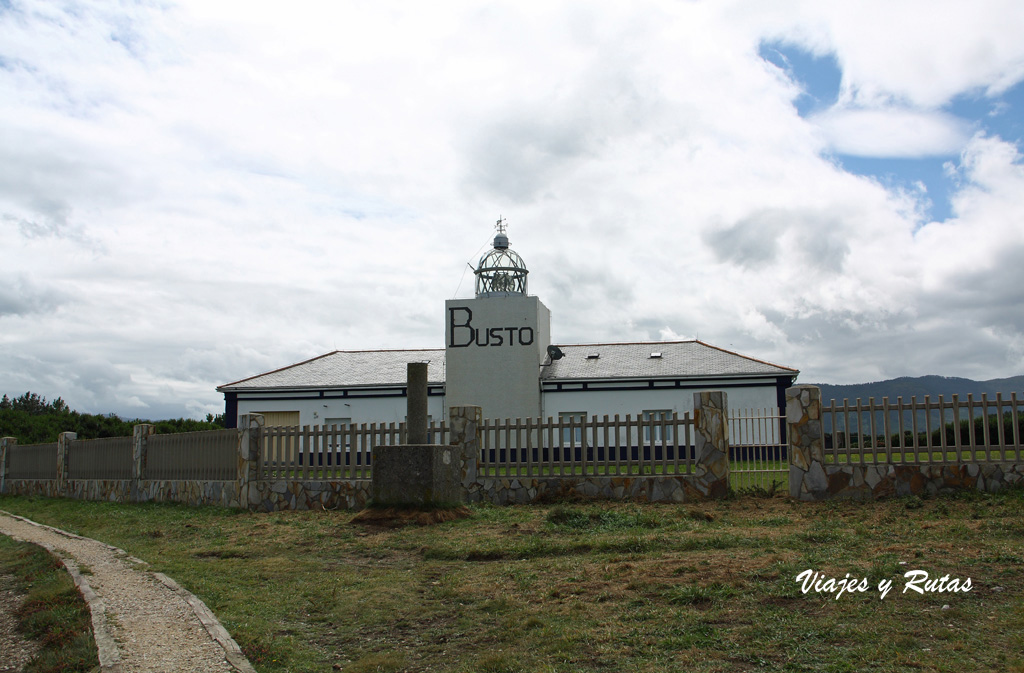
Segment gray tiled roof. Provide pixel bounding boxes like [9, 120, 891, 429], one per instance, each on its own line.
[218, 349, 445, 391]
[218, 340, 797, 391]
[541, 341, 797, 381]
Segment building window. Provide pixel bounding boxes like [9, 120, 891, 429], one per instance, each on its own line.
[642, 410, 673, 443]
[558, 412, 587, 444]
[261, 411, 300, 427]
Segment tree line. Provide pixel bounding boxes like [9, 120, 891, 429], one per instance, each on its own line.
[0, 392, 225, 445]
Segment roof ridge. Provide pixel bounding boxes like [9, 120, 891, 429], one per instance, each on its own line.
[553, 339, 699, 347]
[327, 347, 444, 354]
[692, 339, 799, 373]
[219, 341, 799, 391]
[217, 350, 344, 389]
[217, 347, 446, 390]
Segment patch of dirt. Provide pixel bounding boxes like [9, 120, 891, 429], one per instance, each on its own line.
[0, 573, 39, 673]
[350, 506, 473, 528]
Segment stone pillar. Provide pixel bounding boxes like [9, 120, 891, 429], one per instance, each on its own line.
[131, 424, 155, 502]
[0, 437, 15, 494]
[371, 443, 464, 507]
[370, 406, 466, 508]
[238, 414, 264, 510]
[407, 362, 429, 445]
[449, 405, 482, 487]
[786, 385, 827, 501]
[693, 391, 730, 498]
[56, 431, 77, 494]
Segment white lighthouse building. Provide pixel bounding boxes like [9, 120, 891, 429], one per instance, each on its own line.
[218, 219, 798, 428]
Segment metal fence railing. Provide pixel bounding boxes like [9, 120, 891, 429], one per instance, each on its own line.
[146, 429, 237, 480]
[67, 436, 133, 480]
[7, 442, 58, 480]
[729, 407, 786, 490]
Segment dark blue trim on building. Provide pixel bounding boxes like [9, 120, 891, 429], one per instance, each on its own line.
[541, 379, 782, 394]
[224, 392, 238, 429]
[230, 386, 445, 404]
[775, 375, 797, 445]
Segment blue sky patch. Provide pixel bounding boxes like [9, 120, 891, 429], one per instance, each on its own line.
[948, 80, 1024, 145]
[761, 40, 1024, 224]
[759, 41, 841, 117]
[835, 155, 957, 223]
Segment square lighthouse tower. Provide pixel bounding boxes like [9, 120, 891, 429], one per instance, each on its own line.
[445, 220, 551, 421]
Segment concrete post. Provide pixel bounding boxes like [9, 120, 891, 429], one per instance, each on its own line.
[786, 385, 826, 500]
[693, 391, 730, 498]
[0, 437, 15, 494]
[407, 362, 429, 445]
[56, 431, 77, 495]
[237, 414, 264, 510]
[132, 424, 155, 502]
[449, 405, 482, 487]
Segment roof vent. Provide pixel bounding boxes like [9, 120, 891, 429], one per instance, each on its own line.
[586, 353, 600, 360]
[650, 352, 662, 359]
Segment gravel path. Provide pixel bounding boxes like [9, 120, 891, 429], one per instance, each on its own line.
[0, 512, 255, 673]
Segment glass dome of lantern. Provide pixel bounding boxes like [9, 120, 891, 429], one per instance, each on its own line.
[475, 218, 529, 298]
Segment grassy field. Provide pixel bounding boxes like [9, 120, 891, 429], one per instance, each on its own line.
[1, 490, 1023, 673]
[823, 449, 1024, 464]
[0, 535, 98, 672]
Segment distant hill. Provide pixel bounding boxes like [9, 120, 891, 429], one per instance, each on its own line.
[807, 375, 1024, 405]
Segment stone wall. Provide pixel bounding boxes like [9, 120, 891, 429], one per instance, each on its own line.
[786, 385, 826, 500]
[6, 388, 1019, 510]
[692, 391, 731, 498]
[1, 397, 735, 511]
[786, 385, 1024, 500]
[248, 480, 370, 511]
[1, 478, 242, 507]
[812, 463, 1024, 499]
[0, 418, 371, 512]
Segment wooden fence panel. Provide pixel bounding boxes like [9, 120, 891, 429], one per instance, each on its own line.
[474, 413, 696, 479]
[821, 393, 1023, 465]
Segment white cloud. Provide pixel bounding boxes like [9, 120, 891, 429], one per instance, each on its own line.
[0, 0, 1022, 417]
[745, 0, 1024, 108]
[809, 107, 972, 157]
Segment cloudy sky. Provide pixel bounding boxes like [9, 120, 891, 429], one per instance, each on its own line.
[2, 0, 1023, 420]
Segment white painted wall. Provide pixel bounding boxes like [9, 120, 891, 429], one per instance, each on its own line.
[236, 393, 445, 429]
[541, 380, 775, 417]
[541, 380, 781, 444]
[234, 379, 781, 444]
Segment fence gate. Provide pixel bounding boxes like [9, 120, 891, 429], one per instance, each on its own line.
[728, 407, 787, 491]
